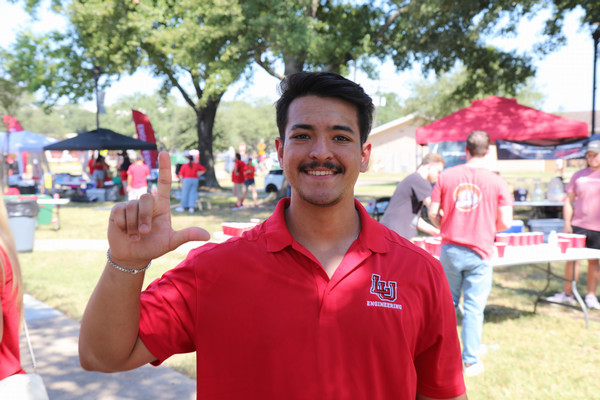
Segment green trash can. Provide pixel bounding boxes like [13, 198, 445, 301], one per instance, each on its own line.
[36, 195, 53, 225]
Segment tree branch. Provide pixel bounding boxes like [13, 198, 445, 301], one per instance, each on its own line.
[373, 8, 404, 44]
[254, 55, 284, 80]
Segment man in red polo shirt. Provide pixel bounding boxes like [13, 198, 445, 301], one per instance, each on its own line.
[79, 72, 467, 400]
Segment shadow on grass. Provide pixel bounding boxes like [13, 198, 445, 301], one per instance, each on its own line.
[484, 304, 534, 323]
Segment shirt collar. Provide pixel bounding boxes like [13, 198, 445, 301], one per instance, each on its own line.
[264, 198, 390, 254]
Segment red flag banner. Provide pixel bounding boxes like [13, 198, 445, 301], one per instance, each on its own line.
[131, 110, 158, 169]
[3, 115, 24, 133]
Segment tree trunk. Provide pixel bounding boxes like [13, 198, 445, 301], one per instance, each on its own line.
[195, 95, 223, 188]
[284, 56, 305, 76]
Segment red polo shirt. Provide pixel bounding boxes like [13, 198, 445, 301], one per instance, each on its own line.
[139, 199, 465, 399]
[178, 162, 206, 179]
[0, 247, 25, 380]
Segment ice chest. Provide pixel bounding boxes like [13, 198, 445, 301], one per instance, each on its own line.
[527, 219, 564, 242]
[500, 220, 524, 233]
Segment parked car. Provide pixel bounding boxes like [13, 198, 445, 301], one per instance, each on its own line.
[264, 168, 285, 193]
[365, 196, 391, 221]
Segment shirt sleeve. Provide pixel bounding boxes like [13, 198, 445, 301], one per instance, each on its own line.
[498, 176, 513, 207]
[414, 259, 466, 398]
[430, 180, 442, 203]
[138, 251, 201, 364]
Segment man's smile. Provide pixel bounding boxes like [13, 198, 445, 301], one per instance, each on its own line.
[299, 161, 344, 176]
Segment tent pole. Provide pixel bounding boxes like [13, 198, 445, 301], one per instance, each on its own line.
[93, 65, 102, 131]
[592, 26, 599, 136]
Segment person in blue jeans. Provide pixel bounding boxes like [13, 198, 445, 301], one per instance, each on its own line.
[176, 152, 206, 213]
[429, 131, 513, 377]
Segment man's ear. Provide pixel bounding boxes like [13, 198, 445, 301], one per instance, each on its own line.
[360, 142, 372, 173]
[275, 137, 284, 167]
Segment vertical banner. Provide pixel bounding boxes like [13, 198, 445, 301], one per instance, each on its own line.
[2, 115, 26, 179]
[131, 110, 158, 169]
[3, 115, 24, 133]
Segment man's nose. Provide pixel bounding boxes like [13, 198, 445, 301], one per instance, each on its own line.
[309, 135, 333, 160]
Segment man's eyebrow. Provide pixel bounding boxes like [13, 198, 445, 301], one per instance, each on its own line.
[332, 124, 355, 134]
[290, 123, 314, 131]
[289, 123, 355, 133]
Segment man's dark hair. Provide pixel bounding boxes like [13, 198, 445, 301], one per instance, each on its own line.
[466, 130, 491, 157]
[275, 71, 374, 145]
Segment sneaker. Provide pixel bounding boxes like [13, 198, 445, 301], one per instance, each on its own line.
[585, 294, 600, 310]
[175, 206, 184, 212]
[545, 291, 576, 306]
[463, 362, 484, 377]
[188, 208, 195, 213]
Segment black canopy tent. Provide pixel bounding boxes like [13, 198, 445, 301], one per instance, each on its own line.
[43, 128, 157, 151]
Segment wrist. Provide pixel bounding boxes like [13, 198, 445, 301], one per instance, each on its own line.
[106, 250, 152, 274]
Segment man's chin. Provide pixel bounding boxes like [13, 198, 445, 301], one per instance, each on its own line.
[296, 192, 343, 208]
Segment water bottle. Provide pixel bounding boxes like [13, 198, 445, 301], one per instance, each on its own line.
[547, 177, 565, 201]
[533, 183, 543, 201]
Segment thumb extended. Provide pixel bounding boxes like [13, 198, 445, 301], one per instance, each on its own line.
[169, 227, 211, 251]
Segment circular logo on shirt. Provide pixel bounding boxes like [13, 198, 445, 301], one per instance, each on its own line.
[453, 183, 481, 212]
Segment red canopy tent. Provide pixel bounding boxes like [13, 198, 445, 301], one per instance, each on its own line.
[415, 96, 589, 145]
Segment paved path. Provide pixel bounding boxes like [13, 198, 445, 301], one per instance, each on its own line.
[21, 239, 198, 399]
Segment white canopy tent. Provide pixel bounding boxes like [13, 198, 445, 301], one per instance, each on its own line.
[0, 130, 57, 187]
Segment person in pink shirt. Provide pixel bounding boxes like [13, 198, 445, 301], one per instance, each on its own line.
[546, 140, 600, 310]
[126, 154, 150, 201]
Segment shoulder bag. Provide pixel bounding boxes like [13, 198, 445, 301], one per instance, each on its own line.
[0, 319, 49, 400]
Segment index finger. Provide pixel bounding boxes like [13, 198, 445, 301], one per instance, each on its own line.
[155, 151, 173, 212]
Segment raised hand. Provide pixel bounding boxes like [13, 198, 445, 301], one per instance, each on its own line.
[107, 151, 210, 267]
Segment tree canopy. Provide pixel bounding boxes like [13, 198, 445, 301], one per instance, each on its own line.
[1, 0, 598, 186]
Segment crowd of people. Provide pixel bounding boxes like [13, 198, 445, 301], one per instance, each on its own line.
[84, 148, 264, 211]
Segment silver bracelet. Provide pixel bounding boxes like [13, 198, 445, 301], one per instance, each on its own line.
[106, 249, 151, 275]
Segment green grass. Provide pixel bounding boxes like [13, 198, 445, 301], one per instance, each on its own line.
[20, 175, 600, 395]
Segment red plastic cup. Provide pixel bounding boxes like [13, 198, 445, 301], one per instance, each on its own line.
[557, 239, 570, 253]
[495, 233, 511, 244]
[535, 232, 544, 245]
[557, 233, 569, 243]
[571, 234, 586, 248]
[425, 238, 441, 257]
[495, 242, 507, 258]
[412, 237, 426, 249]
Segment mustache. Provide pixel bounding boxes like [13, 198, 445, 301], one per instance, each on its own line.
[299, 161, 344, 173]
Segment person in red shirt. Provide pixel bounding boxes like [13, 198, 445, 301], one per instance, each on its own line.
[92, 155, 109, 189]
[231, 153, 246, 209]
[87, 156, 95, 177]
[243, 156, 258, 207]
[429, 131, 513, 377]
[79, 72, 467, 400]
[0, 197, 26, 381]
[175, 152, 206, 213]
[117, 151, 132, 196]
